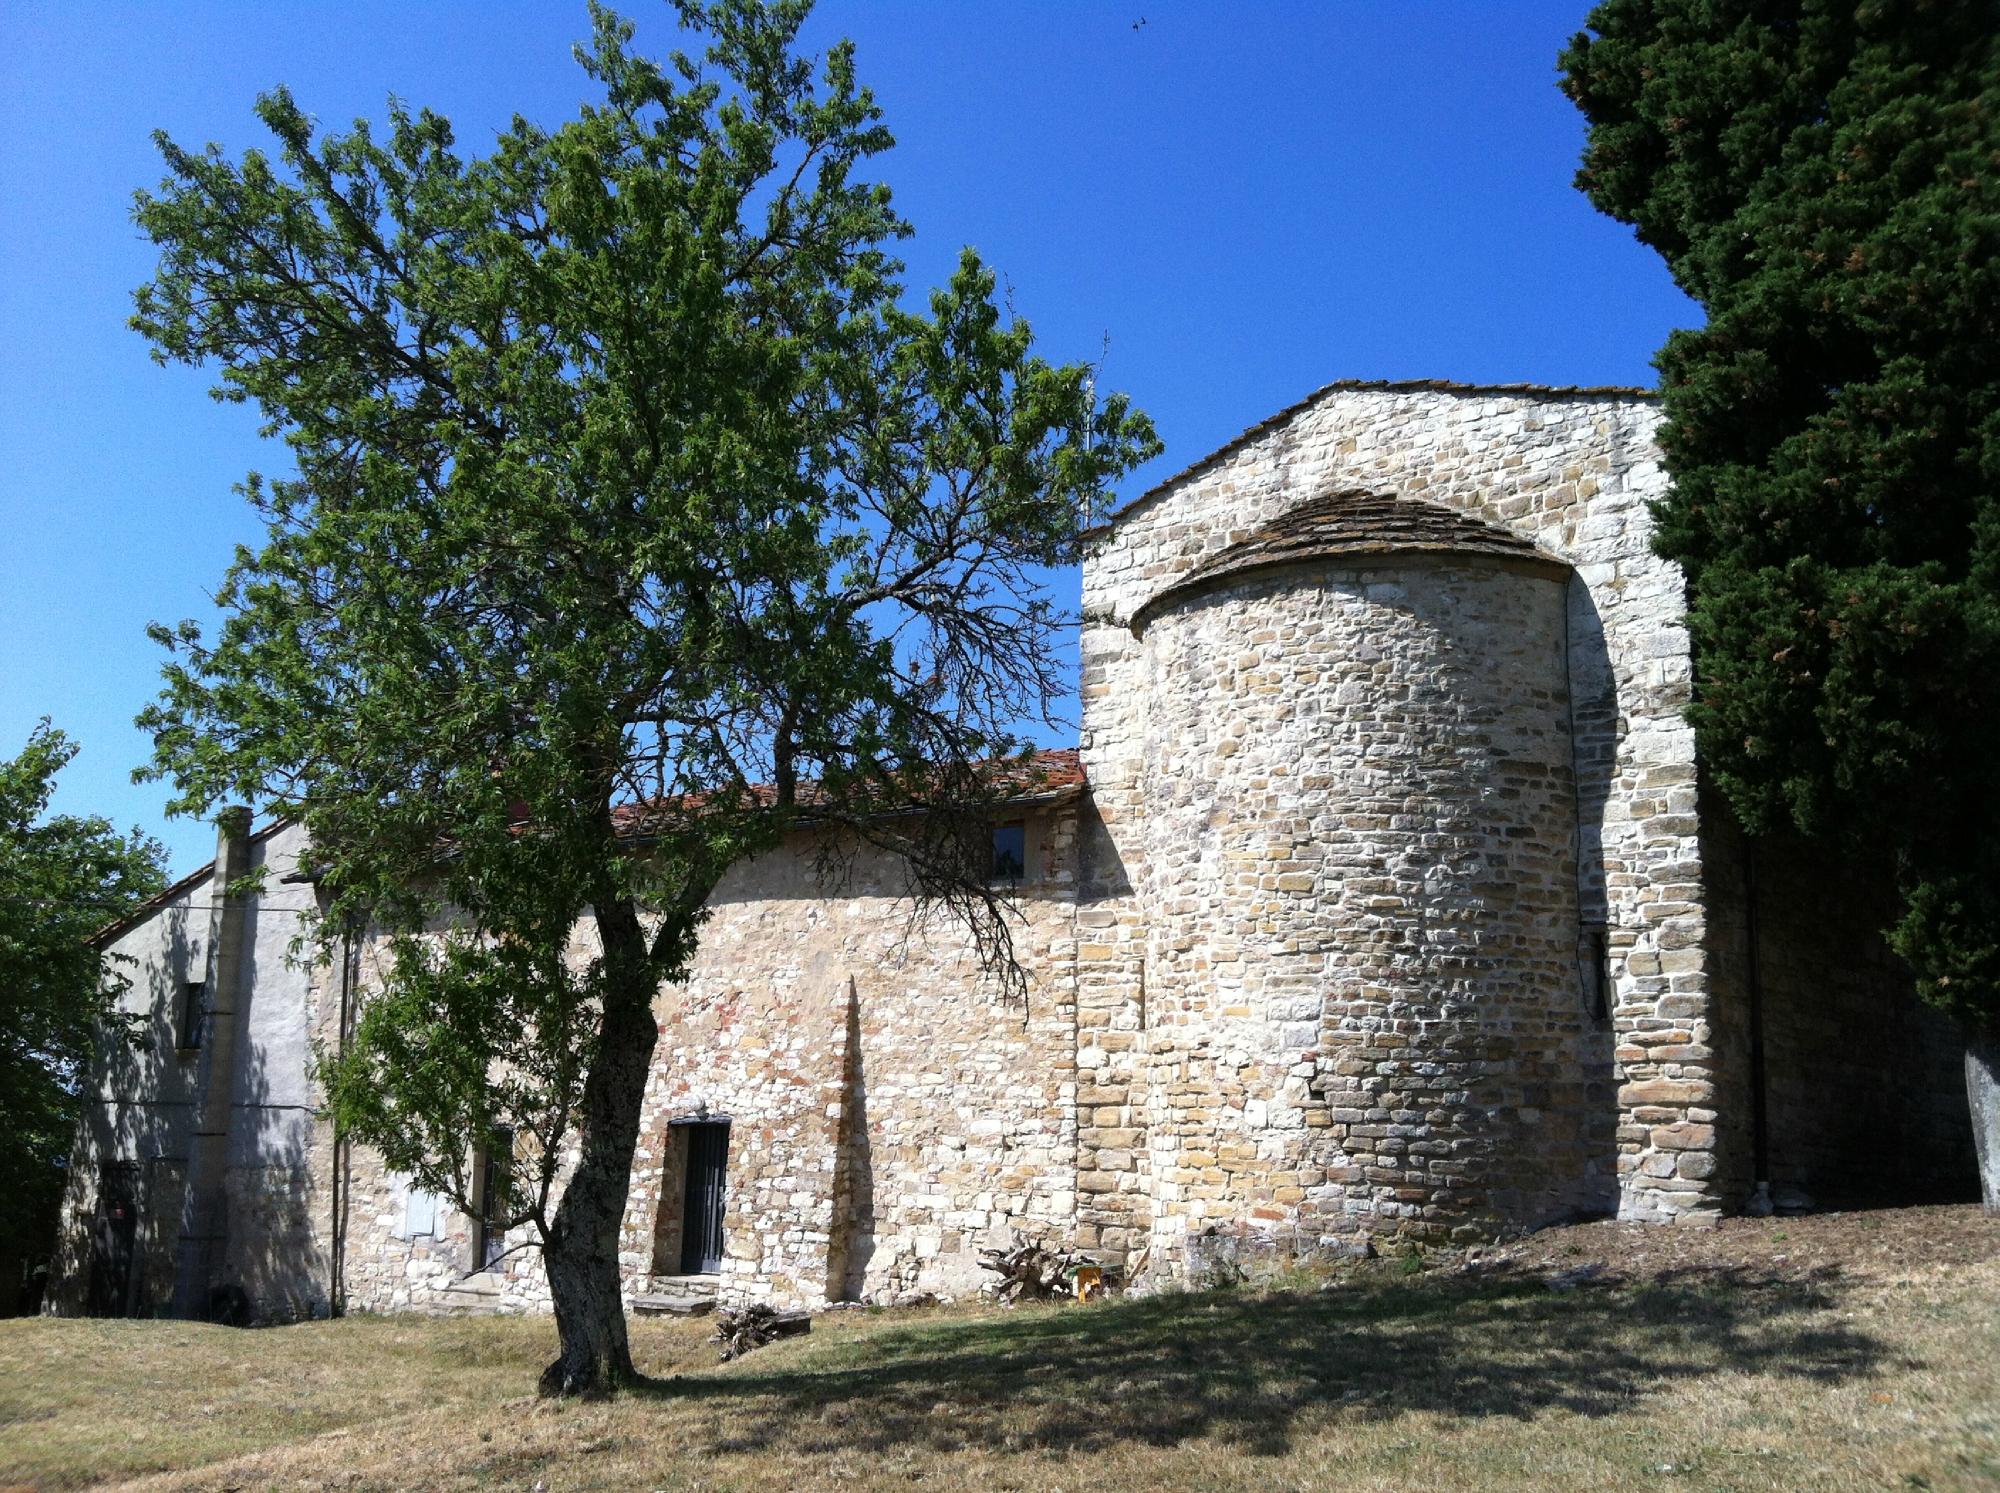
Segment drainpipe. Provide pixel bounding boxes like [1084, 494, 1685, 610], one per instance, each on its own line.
[171, 807, 254, 1320]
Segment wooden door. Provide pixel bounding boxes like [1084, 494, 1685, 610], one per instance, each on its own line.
[677, 1122, 729, 1275]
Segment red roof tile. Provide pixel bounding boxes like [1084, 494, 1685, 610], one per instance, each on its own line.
[609, 747, 1086, 837]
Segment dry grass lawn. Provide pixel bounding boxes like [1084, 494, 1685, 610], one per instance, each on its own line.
[4, 1206, 1997, 1492]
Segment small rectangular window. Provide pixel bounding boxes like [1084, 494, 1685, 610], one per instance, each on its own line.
[990, 822, 1026, 882]
[1581, 925, 1610, 1021]
[476, 1127, 515, 1271]
[176, 982, 205, 1052]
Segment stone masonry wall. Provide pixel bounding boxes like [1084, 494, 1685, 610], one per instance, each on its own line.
[632, 807, 1080, 1306]
[1135, 558, 1611, 1251]
[334, 803, 1082, 1314]
[318, 920, 552, 1316]
[1081, 382, 1719, 1252]
[1071, 794, 1152, 1263]
[46, 874, 214, 1317]
[55, 382, 1982, 1320]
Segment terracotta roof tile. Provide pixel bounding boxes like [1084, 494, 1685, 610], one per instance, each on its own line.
[609, 748, 1085, 837]
[101, 752, 1089, 942]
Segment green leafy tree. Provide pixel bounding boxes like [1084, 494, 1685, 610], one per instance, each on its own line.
[130, 0, 1156, 1388]
[0, 724, 168, 1302]
[1560, 1, 2000, 1206]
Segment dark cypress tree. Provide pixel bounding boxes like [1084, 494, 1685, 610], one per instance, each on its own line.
[1559, 0, 2000, 1209]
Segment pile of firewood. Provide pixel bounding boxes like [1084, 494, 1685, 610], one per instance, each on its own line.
[712, 1302, 811, 1361]
[977, 1241, 1106, 1303]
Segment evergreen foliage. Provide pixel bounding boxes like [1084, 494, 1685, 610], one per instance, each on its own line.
[0, 725, 167, 1300]
[1561, 0, 2000, 1029]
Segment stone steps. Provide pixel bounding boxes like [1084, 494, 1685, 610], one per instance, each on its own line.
[631, 1277, 718, 1316]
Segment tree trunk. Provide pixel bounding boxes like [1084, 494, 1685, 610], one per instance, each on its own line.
[1970, 1024, 2000, 1218]
[541, 1217, 636, 1396]
[537, 894, 666, 1397]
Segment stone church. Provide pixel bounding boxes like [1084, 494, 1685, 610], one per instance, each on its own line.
[49, 379, 1974, 1322]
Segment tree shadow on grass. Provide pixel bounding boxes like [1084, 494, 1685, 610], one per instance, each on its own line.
[634, 1266, 1897, 1459]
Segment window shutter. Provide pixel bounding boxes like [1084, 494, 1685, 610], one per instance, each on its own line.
[405, 1186, 438, 1238]
[396, 1176, 438, 1238]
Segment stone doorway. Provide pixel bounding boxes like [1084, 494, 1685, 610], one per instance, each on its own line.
[677, 1121, 729, 1275]
[653, 1118, 730, 1278]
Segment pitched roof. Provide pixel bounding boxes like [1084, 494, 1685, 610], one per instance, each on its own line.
[609, 748, 1086, 838]
[1085, 376, 1658, 540]
[1129, 488, 1569, 633]
[99, 752, 1091, 941]
[89, 815, 294, 948]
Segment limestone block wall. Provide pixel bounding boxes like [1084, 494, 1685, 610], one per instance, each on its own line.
[1135, 558, 1606, 1247]
[53, 381, 1984, 1322]
[320, 908, 564, 1316]
[335, 804, 1083, 1314]
[1072, 795, 1152, 1261]
[629, 808, 1081, 1307]
[332, 1148, 505, 1314]
[1082, 381, 1719, 1247]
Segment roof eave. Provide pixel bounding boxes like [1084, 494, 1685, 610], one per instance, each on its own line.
[88, 815, 298, 948]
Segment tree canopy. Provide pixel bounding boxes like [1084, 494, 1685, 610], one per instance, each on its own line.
[130, 0, 1155, 1386]
[0, 724, 167, 1294]
[1560, 0, 2000, 1029]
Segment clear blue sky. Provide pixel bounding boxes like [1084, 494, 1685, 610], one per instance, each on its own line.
[0, 0, 1696, 877]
